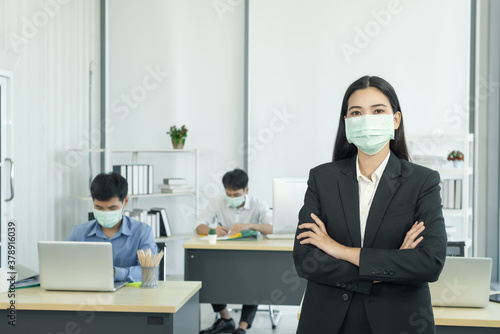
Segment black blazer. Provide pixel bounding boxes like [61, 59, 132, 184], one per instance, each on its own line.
[293, 152, 447, 334]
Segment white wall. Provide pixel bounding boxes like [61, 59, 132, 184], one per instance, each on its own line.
[108, 0, 245, 275]
[249, 0, 471, 205]
[0, 0, 100, 270]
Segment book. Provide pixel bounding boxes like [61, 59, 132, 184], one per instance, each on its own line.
[150, 208, 172, 237]
[163, 178, 187, 185]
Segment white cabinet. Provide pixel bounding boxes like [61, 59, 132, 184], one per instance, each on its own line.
[407, 134, 474, 256]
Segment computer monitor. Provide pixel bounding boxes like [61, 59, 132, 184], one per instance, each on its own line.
[272, 178, 308, 234]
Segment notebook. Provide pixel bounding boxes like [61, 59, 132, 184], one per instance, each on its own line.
[38, 241, 127, 292]
[429, 256, 492, 308]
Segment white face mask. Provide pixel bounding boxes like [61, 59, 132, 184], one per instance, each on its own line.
[345, 114, 395, 155]
[226, 195, 245, 208]
[94, 209, 123, 229]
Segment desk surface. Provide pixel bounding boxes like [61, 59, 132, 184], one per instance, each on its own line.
[433, 300, 500, 328]
[0, 281, 201, 313]
[183, 236, 294, 251]
[295, 301, 500, 328]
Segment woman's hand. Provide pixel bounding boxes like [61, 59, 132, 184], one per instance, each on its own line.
[400, 221, 425, 250]
[297, 213, 360, 266]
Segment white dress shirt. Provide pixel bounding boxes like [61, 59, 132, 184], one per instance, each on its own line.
[194, 194, 272, 231]
[356, 151, 391, 247]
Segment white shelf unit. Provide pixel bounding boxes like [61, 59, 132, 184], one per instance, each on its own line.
[407, 134, 474, 256]
[69, 148, 199, 240]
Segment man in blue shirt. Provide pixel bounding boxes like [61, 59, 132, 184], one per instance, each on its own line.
[67, 172, 157, 282]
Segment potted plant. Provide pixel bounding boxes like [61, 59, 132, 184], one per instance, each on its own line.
[167, 125, 188, 149]
[207, 228, 217, 245]
[447, 150, 464, 168]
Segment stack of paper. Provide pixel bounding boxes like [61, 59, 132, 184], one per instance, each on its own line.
[160, 178, 194, 193]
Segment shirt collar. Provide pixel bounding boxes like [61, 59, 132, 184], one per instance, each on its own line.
[356, 150, 391, 183]
[87, 215, 133, 239]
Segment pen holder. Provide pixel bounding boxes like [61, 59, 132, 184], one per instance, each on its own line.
[141, 266, 159, 288]
[207, 234, 217, 245]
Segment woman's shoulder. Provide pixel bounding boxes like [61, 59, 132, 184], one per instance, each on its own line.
[310, 158, 354, 176]
[399, 158, 440, 178]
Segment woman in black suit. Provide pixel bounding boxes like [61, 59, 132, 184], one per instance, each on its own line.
[293, 76, 447, 334]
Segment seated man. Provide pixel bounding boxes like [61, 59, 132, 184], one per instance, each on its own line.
[67, 172, 157, 282]
[195, 168, 272, 334]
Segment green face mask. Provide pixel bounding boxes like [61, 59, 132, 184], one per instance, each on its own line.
[226, 195, 245, 208]
[345, 114, 395, 156]
[94, 209, 123, 229]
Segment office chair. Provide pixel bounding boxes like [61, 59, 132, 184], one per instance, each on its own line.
[446, 241, 465, 257]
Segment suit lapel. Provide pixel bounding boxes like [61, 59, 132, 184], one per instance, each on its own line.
[337, 156, 361, 248]
[363, 152, 402, 248]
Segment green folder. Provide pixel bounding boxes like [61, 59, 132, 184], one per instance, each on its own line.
[221, 229, 258, 241]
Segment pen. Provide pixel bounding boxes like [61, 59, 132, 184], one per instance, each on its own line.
[218, 222, 232, 235]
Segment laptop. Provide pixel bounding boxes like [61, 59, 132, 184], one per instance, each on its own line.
[266, 178, 308, 240]
[429, 256, 492, 308]
[38, 241, 128, 292]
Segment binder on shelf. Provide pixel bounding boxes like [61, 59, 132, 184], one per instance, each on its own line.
[130, 208, 148, 224]
[150, 207, 172, 237]
[447, 179, 454, 210]
[439, 180, 445, 207]
[138, 165, 144, 195]
[454, 179, 462, 209]
[112, 165, 127, 179]
[148, 165, 154, 194]
[112, 164, 155, 195]
[133, 165, 139, 195]
[440, 178, 465, 210]
[127, 165, 133, 192]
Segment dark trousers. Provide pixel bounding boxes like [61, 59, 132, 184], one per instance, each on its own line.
[338, 292, 373, 334]
[212, 304, 258, 328]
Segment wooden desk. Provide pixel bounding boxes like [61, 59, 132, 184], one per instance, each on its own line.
[0, 281, 201, 334]
[434, 298, 500, 333]
[183, 237, 306, 306]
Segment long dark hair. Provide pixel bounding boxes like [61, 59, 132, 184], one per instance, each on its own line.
[332, 76, 409, 162]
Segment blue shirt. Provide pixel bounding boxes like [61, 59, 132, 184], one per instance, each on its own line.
[66, 215, 157, 282]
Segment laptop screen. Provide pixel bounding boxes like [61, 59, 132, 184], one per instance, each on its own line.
[38, 241, 116, 291]
[429, 256, 492, 308]
[272, 178, 308, 234]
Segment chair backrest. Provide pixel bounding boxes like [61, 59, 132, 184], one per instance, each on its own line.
[446, 241, 465, 257]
